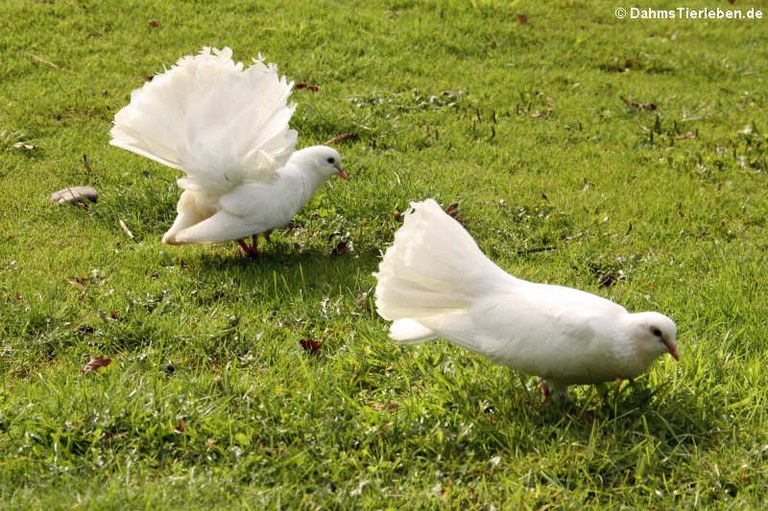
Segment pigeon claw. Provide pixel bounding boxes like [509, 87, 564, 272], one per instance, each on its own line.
[236, 235, 260, 258]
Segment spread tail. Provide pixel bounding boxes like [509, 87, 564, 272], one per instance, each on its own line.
[110, 47, 297, 192]
[374, 199, 512, 344]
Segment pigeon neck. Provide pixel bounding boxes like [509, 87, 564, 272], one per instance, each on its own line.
[293, 165, 326, 203]
[291, 147, 334, 199]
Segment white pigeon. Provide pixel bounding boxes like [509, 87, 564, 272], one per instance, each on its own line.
[110, 47, 347, 257]
[374, 199, 679, 399]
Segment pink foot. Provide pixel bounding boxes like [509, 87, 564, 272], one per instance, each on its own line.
[236, 236, 260, 258]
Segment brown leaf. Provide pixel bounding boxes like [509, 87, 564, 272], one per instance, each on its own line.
[444, 202, 466, 224]
[295, 83, 319, 92]
[530, 107, 555, 118]
[620, 95, 656, 111]
[299, 338, 323, 355]
[623, 58, 641, 70]
[263, 446, 288, 457]
[67, 278, 87, 290]
[369, 400, 400, 411]
[331, 240, 349, 257]
[175, 417, 186, 433]
[516, 13, 528, 24]
[82, 355, 111, 374]
[323, 132, 358, 145]
[148, 19, 160, 28]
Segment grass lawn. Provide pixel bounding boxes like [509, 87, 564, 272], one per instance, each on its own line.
[1, 0, 767, 508]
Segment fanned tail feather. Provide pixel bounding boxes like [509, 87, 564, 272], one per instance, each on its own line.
[374, 199, 513, 344]
[110, 47, 297, 192]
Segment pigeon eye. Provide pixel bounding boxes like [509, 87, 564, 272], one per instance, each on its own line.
[650, 326, 662, 337]
[326, 157, 336, 164]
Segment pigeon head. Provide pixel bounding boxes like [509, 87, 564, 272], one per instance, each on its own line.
[626, 311, 679, 363]
[298, 146, 348, 180]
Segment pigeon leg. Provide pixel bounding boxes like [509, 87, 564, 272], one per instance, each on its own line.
[236, 239, 250, 256]
[236, 238, 260, 258]
[539, 378, 571, 404]
[538, 377, 552, 400]
[541, 379, 595, 419]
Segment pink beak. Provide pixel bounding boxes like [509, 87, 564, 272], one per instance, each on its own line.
[335, 164, 348, 180]
[664, 341, 680, 361]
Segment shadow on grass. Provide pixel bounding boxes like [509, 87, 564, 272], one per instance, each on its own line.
[517, 377, 717, 444]
[189, 243, 382, 290]
[417, 368, 718, 461]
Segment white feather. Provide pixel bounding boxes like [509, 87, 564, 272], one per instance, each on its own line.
[110, 47, 346, 248]
[374, 199, 679, 394]
[111, 47, 296, 192]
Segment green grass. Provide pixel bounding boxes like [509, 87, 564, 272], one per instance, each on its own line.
[1, 0, 767, 508]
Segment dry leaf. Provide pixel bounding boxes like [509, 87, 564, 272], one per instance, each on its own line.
[331, 240, 349, 257]
[324, 132, 358, 145]
[516, 13, 528, 24]
[29, 54, 60, 69]
[13, 141, 38, 151]
[444, 202, 466, 224]
[676, 130, 698, 140]
[119, 219, 135, 239]
[67, 278, 87, 290]
[444, 202, 460, 217]
[530, 107, 556, 118]
[369, 400, 400, 411]
[299, 338, 323, 355]
[355, 291, 369, 311]
[148, 19, 160, 28]
[295, 83, 319, 92]
[77, 325, 95, 335]
[82, 355, 111, 374]
[620, 95, 657, 111]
